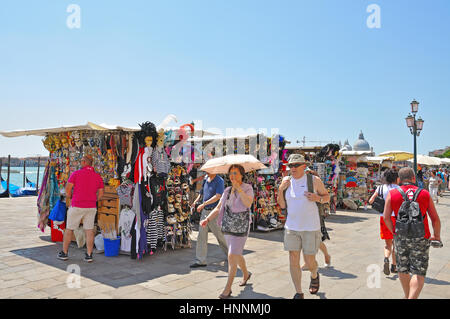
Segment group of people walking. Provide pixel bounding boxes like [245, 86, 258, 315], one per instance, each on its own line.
[58, 153, 444, 299]
[366, 166, 442, 298]
[189, 154, 443, 299]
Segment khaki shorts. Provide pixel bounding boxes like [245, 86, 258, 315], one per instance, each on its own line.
[66, 207, 97, 230]
[284, 229, 321, 255]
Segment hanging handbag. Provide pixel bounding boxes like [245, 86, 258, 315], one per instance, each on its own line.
[221, 188, 250, 237]
[372, 185, 385, 213]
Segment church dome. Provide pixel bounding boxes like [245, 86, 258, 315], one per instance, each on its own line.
[341, 139, 352, 151]
[353, 131, 370, 151]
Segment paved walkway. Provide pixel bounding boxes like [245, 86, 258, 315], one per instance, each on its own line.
[0, 191, 449, 299]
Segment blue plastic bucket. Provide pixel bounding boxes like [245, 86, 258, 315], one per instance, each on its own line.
[103, 236, 120, 257]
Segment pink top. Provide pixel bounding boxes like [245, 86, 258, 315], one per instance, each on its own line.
[217, 183, 254, 227]
[67, 166, 104, 208]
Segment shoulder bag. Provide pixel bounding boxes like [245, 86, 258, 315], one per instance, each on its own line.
[221, 187, 250, 237]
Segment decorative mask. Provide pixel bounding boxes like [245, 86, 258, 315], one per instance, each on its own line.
[157, 129, 165, 148]
[53, 135, 61, 150]
[168, 195, 174, 203]
[166, 214, 177, 224]
[144, 136, 153, 148]
[67, 132, 75, 147]
[43, 136, 55, 152]
[175, 194, 182, 203]
[73, 132, 83, 148]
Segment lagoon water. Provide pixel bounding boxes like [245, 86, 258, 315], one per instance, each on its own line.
[0, 167, 46, 189]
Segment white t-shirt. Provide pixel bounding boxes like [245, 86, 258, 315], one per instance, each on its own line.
[375, 184, 400, 216]
[284, 175, 320, 232]
[429, 177, 440, 188]
[118, 208, 136, 253]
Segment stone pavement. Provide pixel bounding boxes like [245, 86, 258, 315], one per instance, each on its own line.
[0, 191, 449, 299]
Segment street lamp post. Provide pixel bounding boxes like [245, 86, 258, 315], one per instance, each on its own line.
[405, 99, 424, 177]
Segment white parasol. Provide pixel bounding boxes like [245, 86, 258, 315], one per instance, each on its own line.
[408, 155, 442, 166]
[200, 154, 267, 175]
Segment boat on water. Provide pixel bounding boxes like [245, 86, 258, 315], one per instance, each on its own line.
[0, 174, 37, 197]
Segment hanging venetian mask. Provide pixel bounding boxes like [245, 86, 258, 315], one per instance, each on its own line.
[53, 135, 62, 151]
[60, 134, 69, 149]
[144, 136, 153, 148]
[175, 194, 182, 203]
[157, 129, 165, 148]
[43, 136, 54, 152]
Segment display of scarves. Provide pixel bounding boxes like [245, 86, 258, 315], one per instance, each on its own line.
[37, 161, 50, 232]
[48, 165, 60, 211]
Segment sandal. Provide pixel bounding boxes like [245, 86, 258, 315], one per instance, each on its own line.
[309, 273, 320, 294]
[219, 291, 232, 299]
[239, 272, 252, 286]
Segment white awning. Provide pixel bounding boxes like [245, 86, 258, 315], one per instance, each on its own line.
[408, 155, 443, 166]
[0, 118, 218, 138]
[366, 156, 394, 164]
[339, 150, 373, 156]
[0, 122, 121, 137]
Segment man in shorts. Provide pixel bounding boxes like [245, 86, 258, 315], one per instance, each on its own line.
[57, 155, 104, 262]
[383, 167, 441, 299]
[278, 154, 330, 299]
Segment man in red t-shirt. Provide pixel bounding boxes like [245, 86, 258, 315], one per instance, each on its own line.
[57, 155, 104, 262]
[383, 168, 441, 299]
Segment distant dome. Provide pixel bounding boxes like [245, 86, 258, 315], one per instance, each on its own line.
[353, 131, 370, 151]
[341, 139, 352, 151]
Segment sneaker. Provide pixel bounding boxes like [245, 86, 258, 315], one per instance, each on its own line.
[293, 293, 304, 299]
[84, 253, 93, 263]
[391, 264, 397, 273]
[57, 251, 68, 261]
[190, 262, 207, 268]
[383, 257, 390, 275]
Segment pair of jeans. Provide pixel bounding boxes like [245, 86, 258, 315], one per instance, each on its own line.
[195, 209, 228, 264]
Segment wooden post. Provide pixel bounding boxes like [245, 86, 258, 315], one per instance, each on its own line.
[36, 157, 41, 194]
[7, 155, 11, 192]
[23, 160, 26, 187]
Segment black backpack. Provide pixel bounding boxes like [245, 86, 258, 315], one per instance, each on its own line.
[395, 188, 425, 238]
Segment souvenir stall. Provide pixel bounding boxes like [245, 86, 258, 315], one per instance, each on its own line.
[311, 144, 341, 214]
[365, 156, 394, 192]
[283, 144, 340, 214]
[336, 150, 374, 210]
[188, 133, 288, 232]
[1, 118, 214, 260]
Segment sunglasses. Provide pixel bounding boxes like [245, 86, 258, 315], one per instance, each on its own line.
[288, 163, 304, 168]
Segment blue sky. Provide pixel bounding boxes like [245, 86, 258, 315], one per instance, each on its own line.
[1, 0, 449, 157]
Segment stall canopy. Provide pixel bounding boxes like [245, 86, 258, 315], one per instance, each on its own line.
[440, 158, 450, 165]
[365, 156, 394, 164]
[407, 154, 443, 166]
[379, 150, 414, 161]
[0, 120, 219, 138]
[340, 150, 373, 156]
